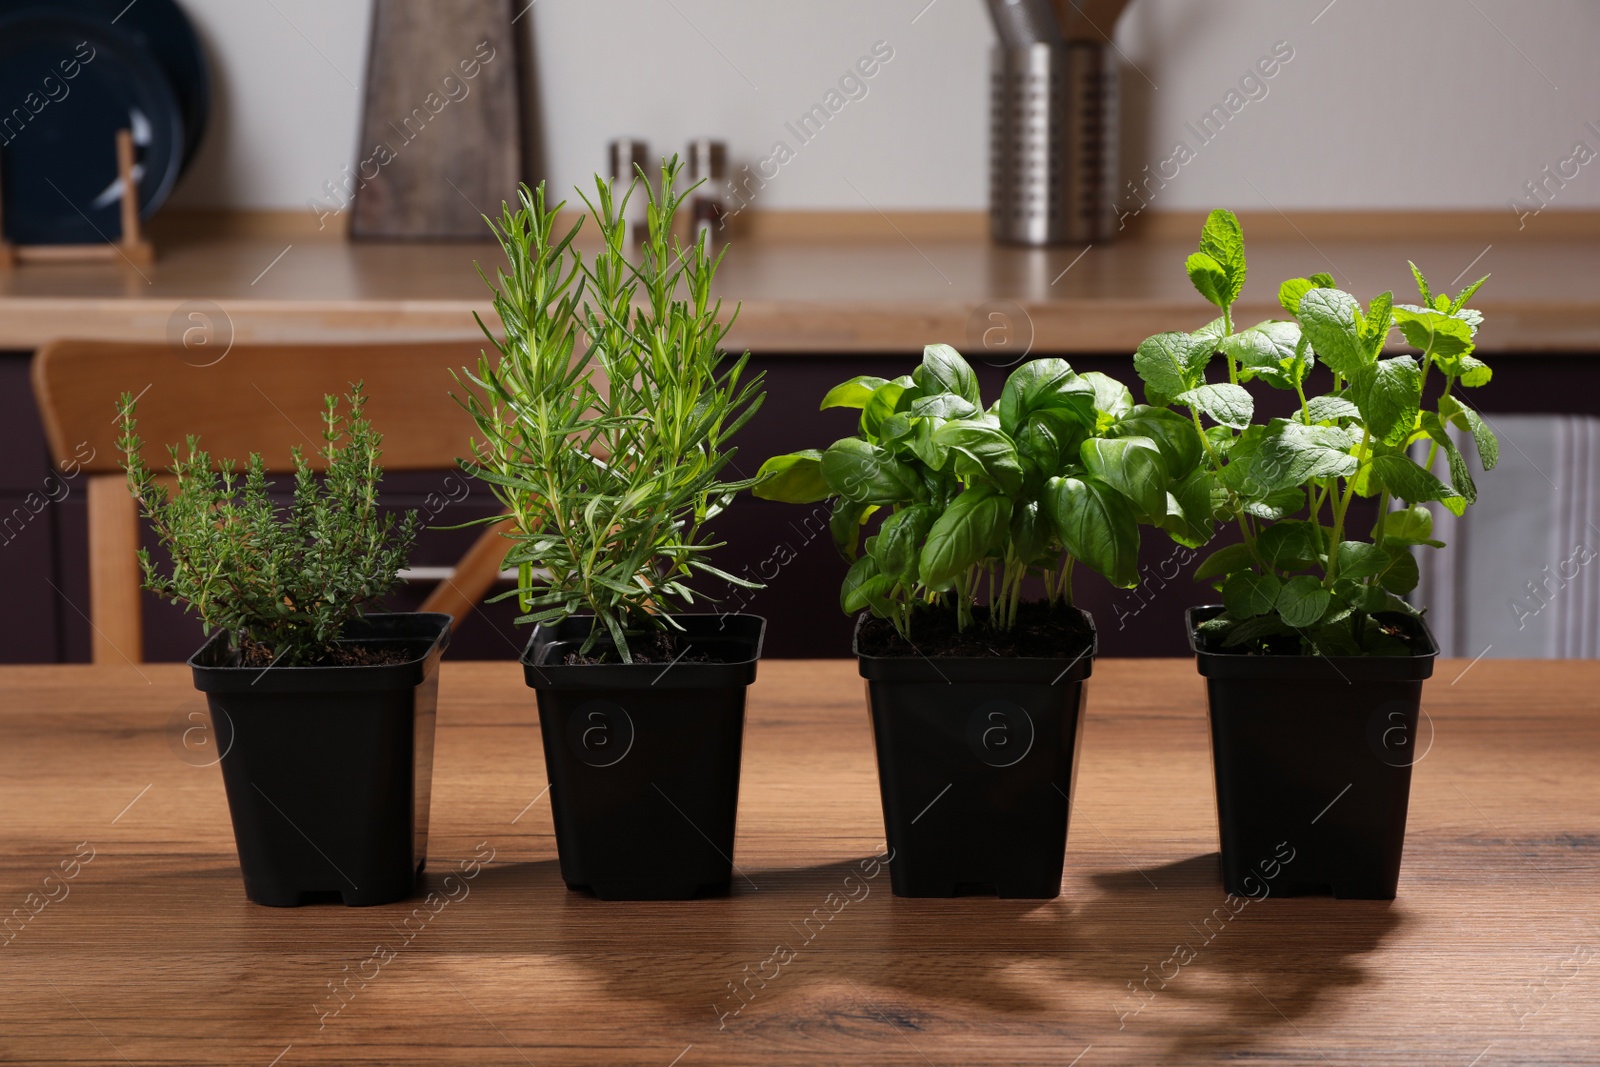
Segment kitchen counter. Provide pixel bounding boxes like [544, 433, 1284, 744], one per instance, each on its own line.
[1, 657, 1595, 1065]
[1, 212, 1597, 353]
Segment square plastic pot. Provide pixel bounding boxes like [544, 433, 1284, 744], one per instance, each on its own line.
[189, 612, 451, 907]
[1189, 605, 1439, 900]
[854, 610, 1096, 899]
[522, 614, 764, 901]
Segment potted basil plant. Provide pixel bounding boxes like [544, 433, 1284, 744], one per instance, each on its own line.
[1138, 209, 1496, 898]
[118, 385, 445, 907]
[756, 345, 1207, 897]
[455, 164, 766, 900]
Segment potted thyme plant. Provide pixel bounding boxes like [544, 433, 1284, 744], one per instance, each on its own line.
[1138, 210, 1496, 898]
[118, 384, 445, 907]
[756, 344, 1207, 897]
[455, 164, 766, 900]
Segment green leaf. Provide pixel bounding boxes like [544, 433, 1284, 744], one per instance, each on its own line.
[1045, 475, 1140, 587]
[1015, 411, 1066, 475]
[1420, 411, 1477, 505]
[871, 504, 937, 585]
[1197, 209, 1246, 305]
[1109, 406, 1203, 477]
[998, 358, 1095, 433]
[918, 485, 1012, 591]
[1279, 277, 1315, 315]
[1360, 291, 1394, 361]
[1195, 541, 1256, 582]
[753, 450, 830, 503]
[1296, 288, 1369, 378]
[1175, 383, 1254, 429]
[1186, 251, 1231, 308]
[1393, 305, 1475, 362]
[909, 392, 977, 420]
[1305, 395, 1359, 422]
[1371, 454, 1466, 516]
[1451, 275, 1488, 313]
[820, 376, 889, 411]
[1243, 420, 1359, 495]
[1347, 356, 1422, 445]
[915, 344, 981, 406]
[821, 438, 919, 504]
[1257, 520, 1325, 571]
[1242, 487, 1308, 521]
[1382, 505, 1438, 546]
[1224, 571, 1282, 618]
[1458, 355, 1493, 388]
[1408, 261, 1434, 307]
[1162, 467, 1218, 549]
[1378, 546, 1420, 594]
[829, 499, 872, 560]
[1276, 575, 1331, 628]
[1133, 332, 1210, 400]
[860, 376, 915, 438]
[934, 419, 1024, 494]
[1441, 396, 1499, 471]
[841, 554, 893, 614]
[1334, 540, 1387, 579]
[1223, 321, 1308, 390]
[1080, 436, 1169, 521]
[1082, 371, 1136, 423]
[1010, 499, 1051, 563]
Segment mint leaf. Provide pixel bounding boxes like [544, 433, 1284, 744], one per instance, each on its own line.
[1194, 541, 1256, 582]
[1408, 261, 1434, 307]
[1257, 519, 1325, 571]
[1458, 355, 1493, 387]
[1186, 252, 1231, 308]
[1420, 411, 1477, 505]
[1348, 356, 1422, 445]
[1133, 331, 1210, 399]
[1441, 396, 1499, 470]
[1393, 306, 1474, 361]
[1279, 277, 1315, 315]
[1382, 505, 1439, 546]
[1296, 288, 1369, 378]
[1371, 454, 1466, 516]
[1198, 209, 1247, 305]
[1334, 540, 1388, 579]
[1176, 383, 1254, 429]
[1360, 291, 1393, 361]
[1224, 570, 1281, 617]
[1305, 395, 1359, 422]
[1246, 420, 1360, 495]
[1277, 575, 1331, 628]
[1224, 321, 1309, 390]
[1450, 275, 1488, 313]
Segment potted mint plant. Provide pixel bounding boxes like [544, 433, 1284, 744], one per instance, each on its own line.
[455, 165, 766, 900]
[756, 345, 1207, 897]
[118, 385, 445, 907]
[1138, 210, 1496, 898]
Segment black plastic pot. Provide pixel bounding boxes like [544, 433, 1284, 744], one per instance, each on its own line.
[189, 612, 450, 907]
[1189, 605, 1438, 900]
[522, 614, 764, 901]
[855, 610, 1096, 898]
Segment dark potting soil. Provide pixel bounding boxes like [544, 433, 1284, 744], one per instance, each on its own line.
[1208, 614, 1422, 657]
[559, 628, 730, 666]
[857, 602, 1094, 660]
[236, 640, 415, 668]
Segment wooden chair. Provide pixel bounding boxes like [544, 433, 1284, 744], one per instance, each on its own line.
[31, 339, 511, 664]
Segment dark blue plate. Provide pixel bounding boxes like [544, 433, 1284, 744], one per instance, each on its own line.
[0, 0, 211, 169]
[0, 9, 185, 245]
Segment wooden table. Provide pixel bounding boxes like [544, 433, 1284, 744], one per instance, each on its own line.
[1, 659, 1596, 1066]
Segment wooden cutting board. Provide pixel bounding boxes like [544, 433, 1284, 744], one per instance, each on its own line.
[351, 0, 524, 240]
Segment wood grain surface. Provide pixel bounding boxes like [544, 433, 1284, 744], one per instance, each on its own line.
[0, 659, 1596, 1066]
[1, 222, 1596, 353]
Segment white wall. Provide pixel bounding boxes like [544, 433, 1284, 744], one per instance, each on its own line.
[170, 0, 1600, 218]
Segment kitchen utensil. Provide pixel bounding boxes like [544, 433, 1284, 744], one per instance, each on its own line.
[1051, 0, 1133, 41]
[0, 10, 184, 246]
[1, 0, 212, 169]
[351, 0, 524, 240]
[985, 0, 1063, 47]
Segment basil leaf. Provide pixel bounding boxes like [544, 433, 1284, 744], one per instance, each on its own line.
[821, 438, 919, 504]
[1194, 541, 1256, 582]
[1109, 405, 1203, 477]
[860, 376, 915, 438]
[915, 344, 981, 406]
[753, 450, 829, 503]
[1162, 467, 1219, 548]
[871, 504, 937, 585]
[841, 554, 893, 614]
[1081, 436, 1169, 521]
[829, 499, 873, 560]
[1045, 475, 1139, 588]
[1081, 371, 1136, 423]
[820, 376, 889, 411]
[998, 358, 1095, 433]
[918, 485, 1012, 591]
[935, 419, 1024, 494]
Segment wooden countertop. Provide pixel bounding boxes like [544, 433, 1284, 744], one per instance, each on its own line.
[1, 658, 1596, 1065]
[1, 212, 1597, 353]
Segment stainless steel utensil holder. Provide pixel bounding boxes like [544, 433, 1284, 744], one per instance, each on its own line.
[990, 42, 1118, 245]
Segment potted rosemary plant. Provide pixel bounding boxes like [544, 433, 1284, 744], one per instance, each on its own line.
[1140, 210, 1496, 898]
[756, 344, 1208, 897]
[456, 166, 766, 900]
[118, 385, 445, 907]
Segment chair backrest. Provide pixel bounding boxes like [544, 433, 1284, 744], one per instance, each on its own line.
[32, 338, 498, 664]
